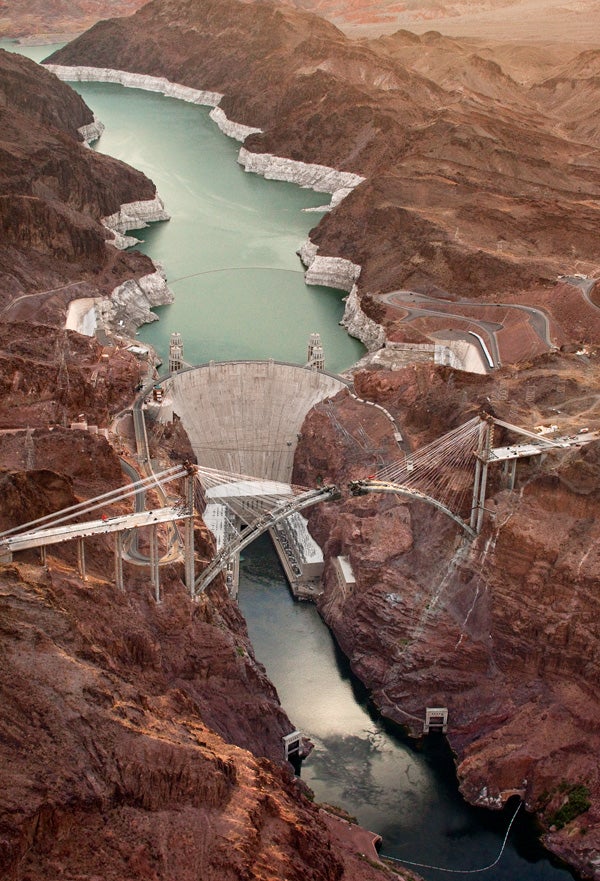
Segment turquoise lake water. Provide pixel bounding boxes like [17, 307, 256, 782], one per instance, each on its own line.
[2, 39, 577, 880]
[2, 40, 363, 373]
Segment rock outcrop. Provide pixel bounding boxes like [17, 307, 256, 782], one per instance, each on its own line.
[340, 285, 386, 351]
[209, 106, 262, 142]
[102, 196, 171, 238]
[293, 354, 600, 878]
[238, 148, 365, 205]
[298, 241, 362, 291]
[105, 268, 174, 336]
[0, 49, 169, 333]
[46, 63, 223, 105]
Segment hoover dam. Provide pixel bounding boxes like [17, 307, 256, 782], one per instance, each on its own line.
[155, 359, 349, 481]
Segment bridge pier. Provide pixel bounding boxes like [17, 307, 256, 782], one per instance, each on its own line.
[114, 532, 124, 591]
[149, 524, 160, 602]
[503, 457, 517, 491]
[77, 537, 86, 581]
[282, 730, 303, 765]
[423, 707, 448, 734]
[39, 545, 46, 567]
[184, 475, 195, 597]
[470, 418, 494, 533]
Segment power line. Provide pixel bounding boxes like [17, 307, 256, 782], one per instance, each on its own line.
[168, 265, 305, 285]
[381, 800, 522, 875]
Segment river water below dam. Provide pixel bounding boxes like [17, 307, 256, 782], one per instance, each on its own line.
[6, 41, 577, 880]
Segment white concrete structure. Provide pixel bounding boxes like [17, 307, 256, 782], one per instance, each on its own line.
[202, 502, 239, 596]
[156, 361, 348, 481]
[333, 555, 356, 589]
[424, 707, 448, 734]
[272, 512, 324, 580]
[168, 332, 184, 372]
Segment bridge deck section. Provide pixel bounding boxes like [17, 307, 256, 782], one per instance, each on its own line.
[1, 507, 183, 553]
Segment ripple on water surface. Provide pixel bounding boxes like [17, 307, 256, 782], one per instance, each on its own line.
[239, 536, 576, 881]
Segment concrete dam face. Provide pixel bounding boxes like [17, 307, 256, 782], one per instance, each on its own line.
[157, 361, 348, 482]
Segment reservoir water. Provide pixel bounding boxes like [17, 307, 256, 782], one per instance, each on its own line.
[4, 40, 363, 373]
[6, 41, 576, 880]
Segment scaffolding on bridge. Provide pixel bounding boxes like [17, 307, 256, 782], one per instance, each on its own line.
[0, 464, 196, 601]
[350, 415, 596, 534]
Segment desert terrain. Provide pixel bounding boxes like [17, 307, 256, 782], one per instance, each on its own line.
[1, 0, 600, 878]
[2, 0, 599, 44]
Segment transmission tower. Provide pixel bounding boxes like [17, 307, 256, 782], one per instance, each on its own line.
[54, 329, 71, 426]
[25, 428, 35, 470]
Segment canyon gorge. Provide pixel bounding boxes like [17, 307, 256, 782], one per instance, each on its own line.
[1, 0, 600, 878]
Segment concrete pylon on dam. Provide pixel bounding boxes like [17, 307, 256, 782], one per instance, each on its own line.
[155, 360, 349, 482]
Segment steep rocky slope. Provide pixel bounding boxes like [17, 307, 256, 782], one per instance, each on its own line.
[0, 49, 161, 428]
[45, 0, 600, 356]
[0, 0, 146, 40]
[0, 323, 145, 428]
[0, 48, 409, 881]
[0, 435, 395, 881]
[293, 353, 600, 879]
[0, 48, 169, 349]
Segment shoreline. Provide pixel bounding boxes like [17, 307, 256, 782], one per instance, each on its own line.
[45, 63, 483, 374]
[44, 64, 380, 356]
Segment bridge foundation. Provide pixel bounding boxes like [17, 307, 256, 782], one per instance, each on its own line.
[503, 457, 517, 491]
[423, 707, 448, 734]
[282, 730, 303, 764]
[149, 525, 160, 602]
[470, 418, 494, 533]
[184, 475, 195, 596]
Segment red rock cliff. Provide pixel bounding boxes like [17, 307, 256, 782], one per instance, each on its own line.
[293, 356, 600, 878]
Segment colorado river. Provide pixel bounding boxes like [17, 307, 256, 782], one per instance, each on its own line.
[239, 536, 574, 881]
[5, 40, 576, 880]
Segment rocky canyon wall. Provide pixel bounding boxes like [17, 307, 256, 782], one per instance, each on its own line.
[0, 47, 408, 881]
[293, 356, 600, 879]
[44, 0, 600, 361]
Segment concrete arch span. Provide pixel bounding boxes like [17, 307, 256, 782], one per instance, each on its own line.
[350, 480, 475, 537]
[194, 484, 339, 594]
[156, 360, 349, 481]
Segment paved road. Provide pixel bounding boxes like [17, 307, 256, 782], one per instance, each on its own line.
[559, 275, 600, 313]
[0, 281, 86, 317]
[381, 289, 554, 367]
[119, 454, 184, 566]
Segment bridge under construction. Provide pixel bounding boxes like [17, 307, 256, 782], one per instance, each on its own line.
[1, 365, 595, 599]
